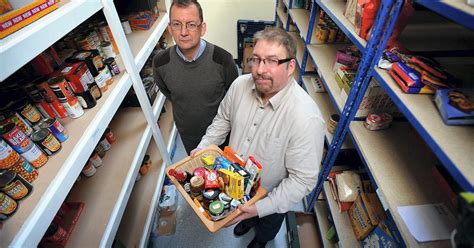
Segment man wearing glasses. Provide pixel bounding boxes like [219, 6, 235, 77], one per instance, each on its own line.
[153, 0, 238, 154]
[192, 27, 325, 247]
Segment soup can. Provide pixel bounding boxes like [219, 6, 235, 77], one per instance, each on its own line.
[31, 128, 61, 156]
[0, 192, 18, 218]
[0, 111, 33, 137]
[100, 41, 115, 59]
[14, 99, 43, 125]
[39, 118, 68, 143]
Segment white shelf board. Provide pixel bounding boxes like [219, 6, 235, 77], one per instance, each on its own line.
[127, 13, 169, 71]
[374, 68, 474, 190]
[289, 9, 317, 43]
[307, 44, 347, 113]
[66, 107, 152, 247]
[288, 31, 312, 72]
[416, 0, 474, 31]
[349, 122, 452, 247]
[323, 182, 358, 248]
[277, 6, 288, 29]
[302, 76, 353, 149]
[315, 0, 366, 50]
[0, 61, 131, 247]
[314, 200, 336, 248]
[0, 0, 103, 81]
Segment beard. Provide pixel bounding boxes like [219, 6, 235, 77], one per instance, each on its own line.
[253, 73, 274, 95]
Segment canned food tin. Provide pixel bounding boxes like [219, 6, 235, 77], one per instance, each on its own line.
[11, 157, 39, 183]
[0, 139, 21, 170]
[31, 128, 61, 156]
[99, 135, 111, 151]
[0, 192, 18, 217]
[1, 111, 33, 136]
[35, 100, 56, 119]
[82, 161, 97, 177]
[120, 17, 132, 34]
[104, 128, 116, 144]
[95, 145, 106, 158]
[100, 41, 116, 59]
[364, 113, 393, 131]
[103, 57, 121, 76]
[89, 151, 103, 168]
[39, 118, 68, 143]
[327, 26, 338, 43]
[48, 77, 77, 103]
[0, 170, 32, 200]
[14, 99, 43, 125]
[50, 100, 68, 119]
[36, 80, 58, 103]
[21, 143, 48, 168]
[1, 123, 34, 153]
[327, 114, 340, 134]
[61, 100, 84, 119]
[75, 35, 93, 50]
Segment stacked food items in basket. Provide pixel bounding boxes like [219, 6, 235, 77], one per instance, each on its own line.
[168, 146, 262, 222]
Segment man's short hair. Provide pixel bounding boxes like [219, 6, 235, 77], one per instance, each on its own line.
[170, 0, 204, 23]
[254, 27, 296, 59]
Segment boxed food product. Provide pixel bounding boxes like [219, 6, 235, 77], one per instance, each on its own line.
[0, 0, 59, 39]
[434, 88, 474, 125]
[348, 193, 386, 240]
[166, 145, 266, 232]
[362, 219, 403, 248]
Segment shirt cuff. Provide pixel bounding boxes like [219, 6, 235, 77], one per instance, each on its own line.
[255, 196, 276, 218]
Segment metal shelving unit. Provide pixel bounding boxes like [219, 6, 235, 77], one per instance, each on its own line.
[0, 0, 174, 246]
[277, 0, 473, 247]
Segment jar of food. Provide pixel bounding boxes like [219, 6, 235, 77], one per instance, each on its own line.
[0, 170, 32, 200]
[202, 188, 219, 210]
[99, 134, 111, 151]
[43, 223, 68, 244]
[89, 151, 103, 168]
[208, 201, 225, 221]
[94, 144, 106, 158]
[82, 161, 96, 177]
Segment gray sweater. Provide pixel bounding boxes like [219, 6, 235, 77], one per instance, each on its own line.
[153, 42, 238, 152]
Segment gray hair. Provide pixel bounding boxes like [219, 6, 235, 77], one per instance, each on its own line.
[253, 27, 296, 59]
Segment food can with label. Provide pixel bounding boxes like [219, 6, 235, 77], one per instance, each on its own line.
[89, 151, 103, 168]
[0, 111, 33, 136]
[21, 143, 48, 168]
[60, 100, 84, 119]
[50, 100, 68, 119]
[48, 76, 77, 103]
[14, 99, 43, 126]
[0, 139, 21, 170]
[0, 192, 18, 218]
[39, 118, 68, 143]
[1, 123, 34, 153]
[82, 161, 97, 177]
[31, 128, 61, 156]
[104, 128, 116, 144]
[11, 157, 38, 183]
[36, 79, 58, 103]
[0, 170, 32, 200]
[35, 100, 56, 119]
[120, 17, 132, 34]
[100, 41, 116, 59]
[99, 135, 112, 151]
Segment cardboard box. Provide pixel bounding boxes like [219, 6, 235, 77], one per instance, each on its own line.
[348, 193, 386, 240]
[0, 0, 58, 39]
[156, 209, 177, 236]
[434, 88, 474, 125]
[286, 212, 322, 248]
[362, 219, 403, 248]
[242, 40, 254, 74]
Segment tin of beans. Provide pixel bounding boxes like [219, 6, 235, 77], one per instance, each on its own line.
[89, 151, 103, 168]
[14, 99, 43, 125]
[82, 161, 97, 177]
[39, 118, 68, 143]
[0, 139, 21, 170]
[104, 128, 116, 144]
[1, 111, 33, 136]
[0, 192, 18, 218]
[99, 135, 112, 151]
[1, 123, 34, 153]
[0, 170, 32, 200]
[31, 128, 61, 156]
[11, 157, 39, 183]
[21, 143, 48, 168]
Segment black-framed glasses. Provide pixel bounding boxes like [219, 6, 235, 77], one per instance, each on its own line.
[170, 21, 201, 31]
[247, 57, 293, 68]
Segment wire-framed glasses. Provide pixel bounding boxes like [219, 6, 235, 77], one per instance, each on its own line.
[170, 21, 201, 31]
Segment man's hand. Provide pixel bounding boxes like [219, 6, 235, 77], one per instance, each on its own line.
[225, 204, 258, 227]
[190, 148, 202, 157]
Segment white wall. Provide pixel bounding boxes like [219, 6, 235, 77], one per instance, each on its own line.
[199, 0, 276, 58]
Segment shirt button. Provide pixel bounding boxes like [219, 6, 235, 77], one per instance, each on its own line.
[259, 106, 264, 109]
[247, 138, 251, 142]
[253, 123, 257, 126]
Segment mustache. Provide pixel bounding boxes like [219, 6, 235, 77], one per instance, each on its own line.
[254, 74, 272, 80]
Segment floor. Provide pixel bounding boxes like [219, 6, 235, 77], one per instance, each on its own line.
[150, 134, 291, 248]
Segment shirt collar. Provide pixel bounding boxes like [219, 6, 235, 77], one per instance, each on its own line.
[251, 77, 296, 110]
[176, 39, 207, 62]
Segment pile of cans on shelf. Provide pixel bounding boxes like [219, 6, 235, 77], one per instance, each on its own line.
[79, 128, 116, 179]
[314, 10, 349, 44]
